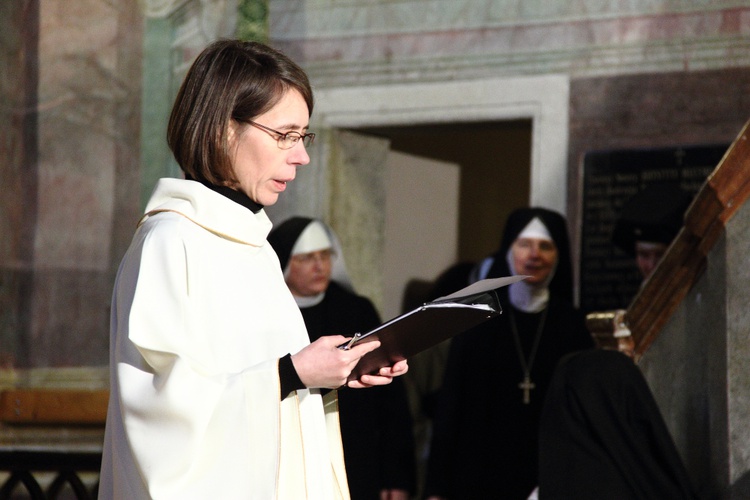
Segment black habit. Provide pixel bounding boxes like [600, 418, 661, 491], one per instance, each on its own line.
[269, 217, 416, 499]
[538, 349, 700, 500]
[424, 208, 594, 499]
[302, 281, 417, 499]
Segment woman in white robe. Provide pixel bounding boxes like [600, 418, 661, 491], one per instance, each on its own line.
[99, 39, 407, 500]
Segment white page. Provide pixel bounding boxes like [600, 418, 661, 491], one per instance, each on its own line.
[434, 275, 529, 302]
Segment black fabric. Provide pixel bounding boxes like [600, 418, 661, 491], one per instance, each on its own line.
[611, 184, 693, 256]
[187, 176, 264, 214]
[300, 282, 417, 499]
[278, 354, 305, 399]
[424, 296, 594, 500]
[538, 349, 700, 500]
[424, 207, 593, 499]
[485, 207, 575, 303]
[267, 216, 313, 271]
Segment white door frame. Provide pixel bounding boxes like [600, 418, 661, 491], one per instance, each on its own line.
[312, 74, 570, 216]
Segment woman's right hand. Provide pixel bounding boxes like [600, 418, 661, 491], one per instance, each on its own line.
[290, 336, 381, 389]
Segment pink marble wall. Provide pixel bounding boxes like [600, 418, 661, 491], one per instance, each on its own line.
[271, 3, 750, 86]
[0, 1, 39, 369]
[284, 10, 748, 65]
[1, 0, 143, 369]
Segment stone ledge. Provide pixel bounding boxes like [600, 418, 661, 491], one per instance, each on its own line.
[0, 367, 108, 392]
[0, 389, 108, 426]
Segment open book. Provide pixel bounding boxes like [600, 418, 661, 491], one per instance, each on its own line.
[341, 275, 526, 381]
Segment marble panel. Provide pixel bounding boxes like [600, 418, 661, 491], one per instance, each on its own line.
[271, 3, 750, 85]
[272, 0, 750, 38]
[639, 262, 718, 493]
[35, 0, 122, 270]
[35, 134, 115, 270]
[27, 268, 111, 367]
[327, 130, 389, 313]
[3, 0, 146, 371]
[726, 196, 750, 484]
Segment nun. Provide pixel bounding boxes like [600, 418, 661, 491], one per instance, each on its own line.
[537, 348, 700, 499]
[269, 217, 417, 500]
[424, 207, 594, 500]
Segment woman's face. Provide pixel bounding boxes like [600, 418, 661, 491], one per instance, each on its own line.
[510, 237, 558, 285]
[285, 249, 333, 297]
[229, 89, 311, 206]
[635, 241, 667, 280]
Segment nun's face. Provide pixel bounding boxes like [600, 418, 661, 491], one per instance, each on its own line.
[286, 249, 333, 297]
[510, 237, 558, 285]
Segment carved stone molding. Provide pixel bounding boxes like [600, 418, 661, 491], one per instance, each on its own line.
[139, 0, 237, 43]
[139, 0, 190, 18]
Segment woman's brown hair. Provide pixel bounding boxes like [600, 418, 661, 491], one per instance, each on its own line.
[167, 39, 314, 186]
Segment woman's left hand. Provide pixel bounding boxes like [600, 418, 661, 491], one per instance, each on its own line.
[347, 359, 408, 389]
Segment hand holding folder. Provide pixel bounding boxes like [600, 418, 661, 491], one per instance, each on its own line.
[340, 275, 527, 381]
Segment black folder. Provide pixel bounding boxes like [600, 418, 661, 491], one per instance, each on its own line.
[341, 275, 526, 381]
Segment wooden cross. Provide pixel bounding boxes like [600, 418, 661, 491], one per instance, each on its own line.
[519, 376, 535, 404]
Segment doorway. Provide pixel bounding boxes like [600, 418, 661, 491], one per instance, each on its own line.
[353, 121, 531, 319]
[360, 120, 532, 262]
[294, 75, 569, 317]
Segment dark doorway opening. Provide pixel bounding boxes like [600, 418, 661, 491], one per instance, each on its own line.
[358, 119, 533, 264]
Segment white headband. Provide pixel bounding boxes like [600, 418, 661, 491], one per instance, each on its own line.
[517, 217, 552, 241]
[290, 221, 332, 256]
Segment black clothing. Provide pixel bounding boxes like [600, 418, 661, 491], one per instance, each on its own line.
[424, 295, 593, 499]
[278, 353, 305, 399]
[538, 349, 699, 500]
[302, 282, 417, 500]
[611, 184, 692, 256]
[268, 215, 415, 497]
[187, 176, 264, 213]
[424, 206, 593, 499]
[267, 216, 315, 270]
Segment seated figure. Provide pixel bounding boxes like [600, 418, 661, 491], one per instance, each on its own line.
[537, 349, 700, 500]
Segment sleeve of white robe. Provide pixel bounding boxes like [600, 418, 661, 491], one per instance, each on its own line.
[106, 215, 296, 499]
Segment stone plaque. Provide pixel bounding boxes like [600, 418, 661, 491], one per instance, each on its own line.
[579, 143, 728, 313]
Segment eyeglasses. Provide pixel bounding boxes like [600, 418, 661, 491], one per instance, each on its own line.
[247, 121, 315, 150]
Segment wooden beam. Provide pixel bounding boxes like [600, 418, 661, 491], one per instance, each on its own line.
[625, 119, 750, 361]
[0, 389, 109, 426]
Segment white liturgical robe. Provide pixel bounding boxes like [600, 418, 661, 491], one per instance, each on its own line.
[99, 178, 349, 499]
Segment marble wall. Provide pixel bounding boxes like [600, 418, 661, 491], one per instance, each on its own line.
[0, 0, 240, 375]
[1, 0, 143, 371]
[1, 1, 37, 369]
[271, 0, 750, 86]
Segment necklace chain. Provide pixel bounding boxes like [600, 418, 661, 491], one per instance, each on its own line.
[508, 306, 548, 404]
